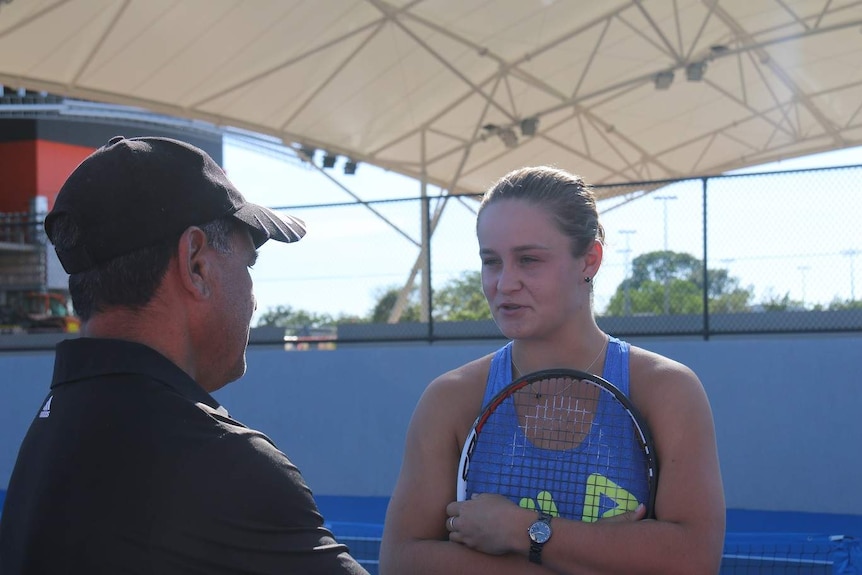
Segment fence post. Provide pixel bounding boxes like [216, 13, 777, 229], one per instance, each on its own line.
[702, 177, 710, 341]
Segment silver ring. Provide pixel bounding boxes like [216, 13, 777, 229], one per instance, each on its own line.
[447, 516, 456, 532]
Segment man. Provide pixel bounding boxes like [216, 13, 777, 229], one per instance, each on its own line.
[0, 136, 369, 574]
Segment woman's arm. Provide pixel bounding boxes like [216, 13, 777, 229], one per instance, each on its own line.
[443, 352, 726, 575]
[379, 359, 555, 575]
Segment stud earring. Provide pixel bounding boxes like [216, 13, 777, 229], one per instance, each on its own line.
[584, 276, 592, 283]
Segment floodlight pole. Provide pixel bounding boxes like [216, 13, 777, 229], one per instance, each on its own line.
[654, 195, 677, 315]
[420, 175, 431, 324]
[798, 265, 810, 307]
[619, 230, 636, 315]
[841, 249, 859, 302]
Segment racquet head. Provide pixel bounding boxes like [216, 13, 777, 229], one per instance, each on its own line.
[457, 368, 658, 522]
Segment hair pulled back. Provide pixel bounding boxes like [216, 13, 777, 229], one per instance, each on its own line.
[478, 166, 605, 258]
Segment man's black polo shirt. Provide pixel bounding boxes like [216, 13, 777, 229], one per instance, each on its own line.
[0, 338, 367, 574]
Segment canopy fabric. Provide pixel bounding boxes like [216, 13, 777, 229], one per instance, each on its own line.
[1, 0, 861, 201]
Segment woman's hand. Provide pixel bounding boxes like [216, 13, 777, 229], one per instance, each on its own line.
[445, 494, 648, 556]
[446, 494, 523, 555]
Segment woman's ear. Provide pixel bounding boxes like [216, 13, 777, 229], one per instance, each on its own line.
[177, 227, 212, 299]
[583, 239, 603, 277]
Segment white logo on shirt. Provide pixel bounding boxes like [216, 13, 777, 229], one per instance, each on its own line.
[39, 395, 53, 418]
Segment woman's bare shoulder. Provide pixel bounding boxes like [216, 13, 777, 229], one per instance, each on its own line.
[626, 344, 707, 409]
[427, 352, 495, 392]
[627, 344, 699, 386]
[416, 352, 496, 434]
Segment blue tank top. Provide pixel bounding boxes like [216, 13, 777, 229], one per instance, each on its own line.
[466, 336, 650, 522]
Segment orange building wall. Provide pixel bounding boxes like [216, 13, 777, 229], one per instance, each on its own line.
[34, 141, 95, 211]
[0, 120, 220, 215]
[0, 141, 38, 213]
[0, 140, 94, 213]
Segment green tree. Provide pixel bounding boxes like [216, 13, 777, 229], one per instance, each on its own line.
[433, 271, 492, 321]
[827, 298, 862, 311]
[369, 285, 422, 323]
[369, 271, 491, 323]
[255, 305, 363, 333]
[367, 273, 492, 323]
[605, 250, 753, 315]
[755, 291, 805, 311]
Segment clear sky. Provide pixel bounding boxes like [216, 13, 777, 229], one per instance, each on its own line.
[223, 141, 862, 325]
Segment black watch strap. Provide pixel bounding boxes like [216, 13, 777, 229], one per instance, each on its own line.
[529, 540, 543, 565]
[528, 512, 553, 565]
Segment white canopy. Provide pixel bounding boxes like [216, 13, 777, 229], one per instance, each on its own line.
[2, 0, 861, 201]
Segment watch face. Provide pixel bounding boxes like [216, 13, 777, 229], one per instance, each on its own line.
[529, 520, 552, 544]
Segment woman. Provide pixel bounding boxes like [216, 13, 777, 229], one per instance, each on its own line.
[379, 166, 725, 574]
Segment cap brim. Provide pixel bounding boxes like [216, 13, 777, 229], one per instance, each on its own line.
[233, 204, 306, 247]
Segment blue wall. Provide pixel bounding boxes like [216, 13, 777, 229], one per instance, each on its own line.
[2, 333, 861, 535]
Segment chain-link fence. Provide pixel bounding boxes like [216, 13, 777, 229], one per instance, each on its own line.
[3, 164, 859, 343]
[261, 163, 861, 344]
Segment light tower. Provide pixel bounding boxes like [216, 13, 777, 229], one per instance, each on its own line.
[619, 230, 636, 315]
[654, 195, 677, 315]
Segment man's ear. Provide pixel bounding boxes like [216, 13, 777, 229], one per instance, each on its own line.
[177, 227, 212, 299]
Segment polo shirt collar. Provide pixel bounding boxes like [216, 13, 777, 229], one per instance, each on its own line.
[51, 337, 223, 412]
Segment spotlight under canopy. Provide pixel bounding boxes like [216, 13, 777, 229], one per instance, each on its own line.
[653, 70, 674, 90]
[321, 152, 337, 169]
[298, 144, 316, 162]
[498, 127, 518, 148]
[686, 61, 707, 81]
[520, 116, 539, 137]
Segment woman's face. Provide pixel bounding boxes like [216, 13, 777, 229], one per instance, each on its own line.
[477, 199, 588, 340]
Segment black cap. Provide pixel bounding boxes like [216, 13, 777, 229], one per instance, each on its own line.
[44, 136, 306, 273]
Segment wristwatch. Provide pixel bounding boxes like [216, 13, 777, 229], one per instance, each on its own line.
[528, 512, 553, 565]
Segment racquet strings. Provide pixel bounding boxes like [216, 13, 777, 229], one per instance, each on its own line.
[465, 373, 651, 521]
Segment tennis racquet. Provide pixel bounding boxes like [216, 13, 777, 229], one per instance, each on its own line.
[457, 368, 658, 522]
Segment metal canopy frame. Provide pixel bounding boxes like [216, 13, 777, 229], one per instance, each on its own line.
[2, 0, 862, 320]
